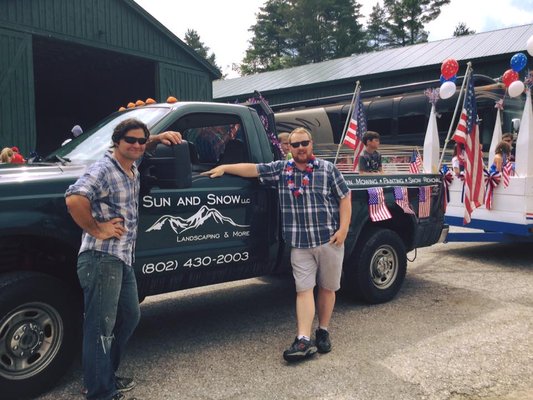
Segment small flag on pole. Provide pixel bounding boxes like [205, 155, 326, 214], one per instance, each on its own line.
[367, 187, 392, 222]
[343, 90, 367, 169]
[502, 161, 513, 188]
[409, 150, 423, 174]
[418, 186, 432, 218]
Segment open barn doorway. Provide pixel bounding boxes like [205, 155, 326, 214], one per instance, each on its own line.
[33, 37, 156, 155]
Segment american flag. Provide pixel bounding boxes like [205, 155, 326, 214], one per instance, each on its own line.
[451, 73, 485, 224]
[367, 187, 392, 222]
[409, 150, 423, 174]
[502, 161, 513, 187]
[418, 186, 432, 218]
[343, 91, 367, 168]
[394, 186, 415, 214]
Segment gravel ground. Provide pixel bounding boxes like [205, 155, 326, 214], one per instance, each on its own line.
[34, 239, 533, 400]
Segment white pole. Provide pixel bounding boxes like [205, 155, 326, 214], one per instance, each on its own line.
[334, 81, 360, 165]
[438, 62, 472, 169]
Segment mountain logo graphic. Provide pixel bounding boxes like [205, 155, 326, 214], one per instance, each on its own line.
[146, 205, 249, 235]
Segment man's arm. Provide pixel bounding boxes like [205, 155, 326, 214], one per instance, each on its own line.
[201, 163, 259, 178]
[65, 194, 125, 240]
[145, 131, 183, 152]
[329, 194, 352, 246]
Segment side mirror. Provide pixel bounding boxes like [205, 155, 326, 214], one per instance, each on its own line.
[146, 141, 192, 189]
[512, 118, 520, 134]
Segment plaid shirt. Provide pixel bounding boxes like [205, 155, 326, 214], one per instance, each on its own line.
[65, 153, 140, 266]
[257, 158, 349, 248]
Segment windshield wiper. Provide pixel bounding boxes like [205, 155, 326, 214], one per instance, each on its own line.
[44, 154, 71, 165]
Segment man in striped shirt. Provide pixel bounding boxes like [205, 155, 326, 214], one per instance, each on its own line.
[66, 118, 181, 400]
[203, 127, 351, 363]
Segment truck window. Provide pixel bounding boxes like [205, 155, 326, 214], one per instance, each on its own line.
[167, 113, 249, 169]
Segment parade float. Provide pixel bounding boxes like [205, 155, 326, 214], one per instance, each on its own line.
[428, 43, 533, 242]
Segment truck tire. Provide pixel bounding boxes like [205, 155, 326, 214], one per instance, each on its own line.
[0, 272, 81, 399]
[344, 228, 407, 304]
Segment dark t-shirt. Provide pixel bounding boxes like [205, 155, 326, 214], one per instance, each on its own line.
[358, 150, 382, 172]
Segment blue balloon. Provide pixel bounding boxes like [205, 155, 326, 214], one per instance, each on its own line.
[440, 74, 457, 84]
[510, 53, 527, 72]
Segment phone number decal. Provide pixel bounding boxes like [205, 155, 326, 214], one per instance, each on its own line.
[141, 252, 249, 274]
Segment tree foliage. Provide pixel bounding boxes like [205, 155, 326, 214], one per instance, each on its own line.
[453, 22, 476, 37]
[366, 3, 388, 50]
[382, 0, 450, 47]
[184, 29, 223, 76]
[240, 0, 366, 75]
[240, 0, 452, 76]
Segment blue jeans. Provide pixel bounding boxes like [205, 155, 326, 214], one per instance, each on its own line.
[77, 250, 141, 400]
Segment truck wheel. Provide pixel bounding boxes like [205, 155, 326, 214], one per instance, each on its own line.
[344, 228, 407, 304]
[0, 272, 81, 399]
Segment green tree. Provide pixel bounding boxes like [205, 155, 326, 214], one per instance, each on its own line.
[383, 0, 451, 47]
[239, 0, 294, 75]
[291, 0, 367, 63]
[366, 2, 388, 50]
[184, 29, 223, 76]
[240, 0, 367, 75]
[453, 22, 476, 37]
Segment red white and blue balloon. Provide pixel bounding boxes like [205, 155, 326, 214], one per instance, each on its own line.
[510, 53, 527, 72]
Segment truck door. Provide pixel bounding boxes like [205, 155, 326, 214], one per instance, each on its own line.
[135, 111, 279, 296]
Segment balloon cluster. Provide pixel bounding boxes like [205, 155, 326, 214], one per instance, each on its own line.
[500, 36, 533, 98]
[503, 52, 527, 98]
[439, 58, 459, 99]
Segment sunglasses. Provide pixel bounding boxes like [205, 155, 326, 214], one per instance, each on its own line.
[122, 136, 148, 145]
[289, 140, 311, 148]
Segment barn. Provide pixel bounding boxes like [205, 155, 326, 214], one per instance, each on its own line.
[0, 0, 220, 155]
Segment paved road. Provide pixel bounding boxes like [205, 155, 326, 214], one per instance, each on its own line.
[37, 240, 532, 400]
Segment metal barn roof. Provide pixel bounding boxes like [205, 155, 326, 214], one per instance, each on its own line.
[213, 24, 533, 100]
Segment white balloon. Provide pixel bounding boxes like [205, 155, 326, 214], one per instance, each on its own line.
[508, 80, 525, 98]
[527, 35, 533, 57]
[439, 81, 456, 99]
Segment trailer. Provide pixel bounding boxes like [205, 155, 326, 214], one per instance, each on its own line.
[444, 91, 533, 242]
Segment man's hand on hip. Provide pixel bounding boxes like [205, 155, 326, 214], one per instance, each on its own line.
[95, 218, 126, 240]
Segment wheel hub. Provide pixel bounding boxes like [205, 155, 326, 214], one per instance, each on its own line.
[9, 322, 45, 358]
[375, 256, 392, 277]
[371, 246, 398, 289]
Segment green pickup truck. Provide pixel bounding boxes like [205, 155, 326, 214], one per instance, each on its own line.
[0, 101, 447, 399]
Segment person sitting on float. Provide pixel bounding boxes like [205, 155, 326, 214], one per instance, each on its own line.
[501, 133, 515, 162]
[492, 141, 512, 172]
[451, 142, 465, 176]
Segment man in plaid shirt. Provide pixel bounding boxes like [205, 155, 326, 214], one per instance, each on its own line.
[66, 118, 181, 400]
[203, 127, 351, 362]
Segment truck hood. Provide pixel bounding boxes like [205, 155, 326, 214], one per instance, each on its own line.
[0, 163, 88, 184]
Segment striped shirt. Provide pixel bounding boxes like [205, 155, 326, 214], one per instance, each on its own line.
[257, 158, 349, 248]
[65, 152, 140, 266]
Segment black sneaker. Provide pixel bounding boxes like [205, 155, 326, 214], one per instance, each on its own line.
[116, 376, 136, 392]
[111, 393, 139, 400]
[283, 337, 317, 362]
[315, 329, 332, 353]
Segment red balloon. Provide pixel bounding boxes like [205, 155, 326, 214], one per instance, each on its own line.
[441, 58, 459, 79]
[502, 69, 519, 87]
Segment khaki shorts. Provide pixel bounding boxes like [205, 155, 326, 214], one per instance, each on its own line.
[291, 243, 345, 292]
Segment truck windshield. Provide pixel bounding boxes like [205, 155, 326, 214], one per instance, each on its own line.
[46, 107, 171, 163]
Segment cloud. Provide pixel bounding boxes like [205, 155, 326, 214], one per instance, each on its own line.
[427, 0, 533, 40]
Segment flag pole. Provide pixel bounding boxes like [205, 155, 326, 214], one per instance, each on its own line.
[438, 62, 473, 169]
[334, 81, 360, 165]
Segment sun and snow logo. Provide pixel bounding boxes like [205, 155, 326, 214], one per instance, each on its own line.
[146, 205, 249, 235]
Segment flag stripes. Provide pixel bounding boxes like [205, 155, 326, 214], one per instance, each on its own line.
[367, 187, 392, 221]
[418, 186, 432, 218]
[451, 73, 485, 224]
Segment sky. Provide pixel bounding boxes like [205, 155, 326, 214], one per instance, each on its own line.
[133, 0, 533, 79]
